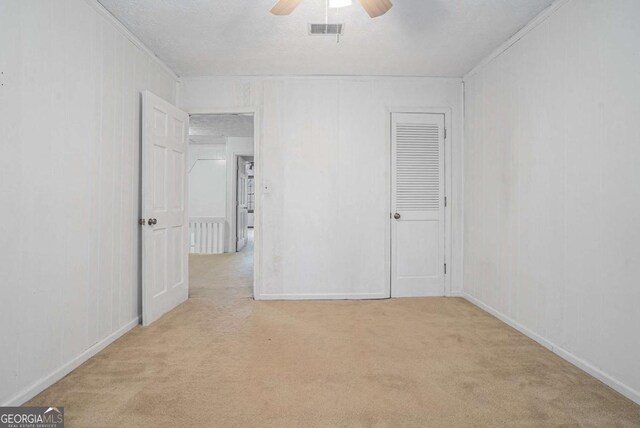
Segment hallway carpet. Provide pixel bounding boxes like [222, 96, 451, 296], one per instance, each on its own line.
[27, 236, 640, 426]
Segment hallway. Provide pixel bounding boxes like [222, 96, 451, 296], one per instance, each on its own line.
[189, 229, 254, 301]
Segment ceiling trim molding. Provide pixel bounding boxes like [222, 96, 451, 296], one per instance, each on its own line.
[463, 0, 572, 81]
[180, 75, 463, 82]
[83, 0, 180, 81]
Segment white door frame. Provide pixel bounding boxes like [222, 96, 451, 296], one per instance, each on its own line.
[186, 107, 261, 299]
[386, 106, 453, 297]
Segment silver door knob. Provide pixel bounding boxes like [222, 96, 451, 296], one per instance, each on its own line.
[148, 218, 157, 225]
[394, 213, 401, 220]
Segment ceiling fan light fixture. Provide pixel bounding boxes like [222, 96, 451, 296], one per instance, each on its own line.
[329, 0, 352, 8]
[270, 0, 391, 17]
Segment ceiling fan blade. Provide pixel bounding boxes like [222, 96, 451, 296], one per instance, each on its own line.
[358, 0, 393, 18]
[270, 0, 304, 15]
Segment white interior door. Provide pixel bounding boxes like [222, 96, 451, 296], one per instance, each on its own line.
[236, 157, 248, 251]
[141, 91, 189, 326]
[391, 113, 446, 297]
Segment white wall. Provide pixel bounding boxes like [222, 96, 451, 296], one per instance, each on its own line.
[178, 77, 463, 299]
[0, 0, 177, 405]
[188, 142, 227, 218]
[463, 0, 640, 404]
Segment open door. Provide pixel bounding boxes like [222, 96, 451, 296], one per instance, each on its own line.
[141, 91, 189, 326]
[236, 157, 249, 251]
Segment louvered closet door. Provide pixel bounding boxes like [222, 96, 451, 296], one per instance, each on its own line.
[391, 113, 445, 297]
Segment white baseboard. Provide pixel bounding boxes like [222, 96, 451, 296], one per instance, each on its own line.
[461, 292, 640, 406]
[257, 291, 466, 300]
[2, 317, 140, 407]
[256, 292, 389, 300]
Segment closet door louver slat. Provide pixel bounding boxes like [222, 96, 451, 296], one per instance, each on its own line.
[395, 123, 440, 211]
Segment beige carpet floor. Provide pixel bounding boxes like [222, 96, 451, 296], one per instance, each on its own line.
[28, 234, 640, 427]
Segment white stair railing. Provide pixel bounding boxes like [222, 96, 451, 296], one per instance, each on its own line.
[189, 217, 225, 254]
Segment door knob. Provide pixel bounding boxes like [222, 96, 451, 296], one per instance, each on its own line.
[148, 218, 157, 225]
[394, 213, 401, 220]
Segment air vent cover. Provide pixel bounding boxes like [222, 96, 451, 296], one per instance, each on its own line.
[309, 23, 345, 35]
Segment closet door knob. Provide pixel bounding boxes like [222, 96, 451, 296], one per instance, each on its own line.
[394, 213, 401, 220]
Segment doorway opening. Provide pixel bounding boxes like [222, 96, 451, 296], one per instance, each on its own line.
[187, 113, 255, 299]
[236, 156, 254, 252]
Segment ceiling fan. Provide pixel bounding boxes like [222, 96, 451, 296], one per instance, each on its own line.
[270, 0, 393, 18]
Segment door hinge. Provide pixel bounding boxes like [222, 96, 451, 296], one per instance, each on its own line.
[444, 263, 447, 275]
[444, 128, 447, 139]
[444, 196, 447, 207]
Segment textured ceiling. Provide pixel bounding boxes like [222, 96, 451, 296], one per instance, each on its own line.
[189, 114, 254, 140]
[98, 0, 554, 77]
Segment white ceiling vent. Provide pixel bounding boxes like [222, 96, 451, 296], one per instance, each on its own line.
[308, 23, 345, 36]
